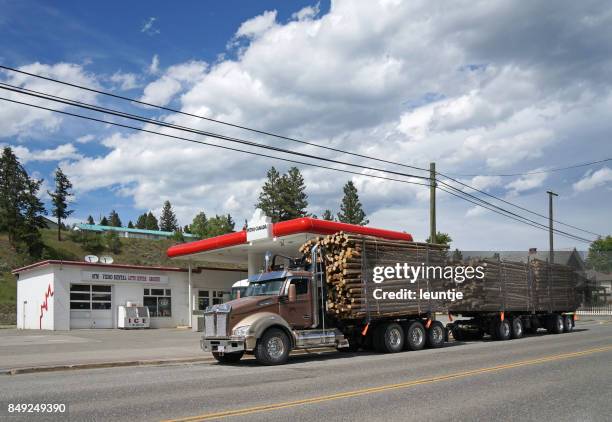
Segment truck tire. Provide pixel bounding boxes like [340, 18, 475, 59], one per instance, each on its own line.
[212, 351, 244, 364]
[426, 321, 445, 348]
[494, 319, 511, 341]
[405, 321, 426, 351]
[563, 315, 574, 333]
[254, 328, 291, 365]
[547, 314, 564, 334]
[511, 317, 524, 339]
[381, 323, 405, 353]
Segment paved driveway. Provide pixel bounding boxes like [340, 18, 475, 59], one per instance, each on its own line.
[0, 328, 209, 371]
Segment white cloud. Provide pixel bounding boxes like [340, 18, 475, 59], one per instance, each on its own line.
[0, 62, 98, 139]
[292, 3, 320, 21]
[573, 167, 612, 192]
[235, 10, 277, 39]
[110, 71, 139, 90]
[148, 54, 160, 74]
[10, 143, 82, 164]
[76, 134, 95, 144]
[505, 170, 548, 194]
[140, 60, 207, 106]
[141, 17, 160, 35]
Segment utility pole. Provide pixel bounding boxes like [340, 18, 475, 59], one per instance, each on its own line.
[430, 162, 436, 243]
[547, 191, 558, 263]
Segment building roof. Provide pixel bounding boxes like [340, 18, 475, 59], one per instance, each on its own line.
[75, 223, 197, 238]
[167, 217, 413, 259]
[12, 260, 247, 275]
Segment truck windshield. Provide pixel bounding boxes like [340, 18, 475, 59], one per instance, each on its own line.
[244, 279, 285, 297]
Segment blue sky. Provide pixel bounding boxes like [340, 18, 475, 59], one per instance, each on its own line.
[0, 1, 610, 250]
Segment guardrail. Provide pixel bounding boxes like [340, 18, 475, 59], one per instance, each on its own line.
[576, 305, 612, 316]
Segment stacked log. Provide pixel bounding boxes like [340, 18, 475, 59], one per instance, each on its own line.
[446, 259, 531, 312]
[300, 232, 449, 320]
[531, 259, 579, 312]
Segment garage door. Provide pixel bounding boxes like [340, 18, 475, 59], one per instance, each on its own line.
[70, 284, 113, 329]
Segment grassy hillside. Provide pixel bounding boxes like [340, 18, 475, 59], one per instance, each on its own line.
[0, 229, 241, 304]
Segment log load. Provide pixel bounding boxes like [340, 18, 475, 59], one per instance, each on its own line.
[531, 259, 580, 312]
[299, 232, 450, 320]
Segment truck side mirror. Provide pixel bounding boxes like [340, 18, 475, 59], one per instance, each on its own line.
[288, 283, 297, 303]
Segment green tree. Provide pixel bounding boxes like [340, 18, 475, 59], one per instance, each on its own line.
[104, 230, 121, 254]
[83, 234, 104, 254]
[426, 232, 452, 245]
[190, 212, 208, 238]
[86, 215, 95, 225]
[99, 216, 109, 226]
[108, 210, 122, 227]
[337, 181, 368, 225]
[0, 147, 47, 255]
[587, 235, 612, 272]
[159, 201, 178, 232]
[322, 209, 335, 221]
[170, 230, 185, 242]
[451, 248, 463, 262]
[48, 167, 74, 241]
[135, 213, 147, 229]
[255, 167, 309, 222]
[145, 211, 159, 230]
[127, 220, 134, 229]
[206, 214, 235, 237]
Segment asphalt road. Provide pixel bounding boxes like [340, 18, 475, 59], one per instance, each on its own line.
[1, 320, 611, 422]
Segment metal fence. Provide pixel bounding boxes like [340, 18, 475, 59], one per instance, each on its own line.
[576, 305, 612, 316]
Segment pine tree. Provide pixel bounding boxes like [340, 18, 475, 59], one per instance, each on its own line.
[255, 167, 283, 222]
[100, 216, 109, 226]
[255, 167, 309, 222]
[337, 181, 368, 225]
[206, 214, 235, 237]
[0, 147, 47, 255]
[159, 201, 178, 232]
[127, 221, 134, 229]
[135, 212, 147, 229]
[322, 209, 335, 221]
[426, 232, 452, 245]
[108, 210, 122, 227]
[86, 215, 95, 225]
[104, 230, 121, 254]
[48, 167, 73, 241]
[145, 211, 159, 230]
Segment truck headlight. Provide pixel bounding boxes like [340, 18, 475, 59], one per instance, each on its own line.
[232, 325, 250, 337]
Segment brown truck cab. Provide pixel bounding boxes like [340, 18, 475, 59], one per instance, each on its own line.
[201, 248, 348, 365]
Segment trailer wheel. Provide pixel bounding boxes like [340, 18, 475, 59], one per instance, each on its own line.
[563, 315, 574, 333]
[212, 351, 244, 364]
[426, 321, 446, 348]
[405, 321, 426, 351]
[547, 314, 564, 334]
[494, 319, 512, 341]
[511, 317, 524, 339]
[376, 322, 404, 353]
[254, 328, 291, 365]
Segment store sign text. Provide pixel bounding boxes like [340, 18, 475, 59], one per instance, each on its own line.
[82, 271, 169, 284]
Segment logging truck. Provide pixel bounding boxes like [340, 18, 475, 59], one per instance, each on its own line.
[201, 239, 578, 365]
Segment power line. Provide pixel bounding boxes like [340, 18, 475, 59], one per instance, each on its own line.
[0, 96, 432, 189]
[442, 158, 612, 177]
[0, 69, 600, 242]
[437, 186, 593, 244]
[437, 182, 594, 243]
[0, 64, 431, 174]
[436, 175, 603, 237]
[0, 83, 431, 182]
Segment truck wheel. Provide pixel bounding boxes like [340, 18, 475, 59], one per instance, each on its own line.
[451, 325, 464, 341]
[381, 323, 404, 353]
[511, 317, 524, 339]
[563, 315, 574, 333]
[254, 328, 291, 365]
[547, 314, 564, 334]
[494, 319, 511, 341]
[212, 351, 244, 364]
[426, 321, 446, 348]
[405, 321, 426, 351]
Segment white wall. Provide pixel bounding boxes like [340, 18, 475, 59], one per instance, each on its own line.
[16, 268, 55, 330]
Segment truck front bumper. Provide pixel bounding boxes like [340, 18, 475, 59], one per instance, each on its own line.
[201, 337, 246, 354]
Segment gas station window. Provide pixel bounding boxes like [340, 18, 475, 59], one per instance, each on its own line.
[70, 284, 112, 310]
[144, 289, 172, 317]
[198, 290, 210, 310]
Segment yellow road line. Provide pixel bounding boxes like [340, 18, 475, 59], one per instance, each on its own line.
[164, 345, 612, 422]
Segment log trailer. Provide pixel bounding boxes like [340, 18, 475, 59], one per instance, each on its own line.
[201, 239, 578, 365]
